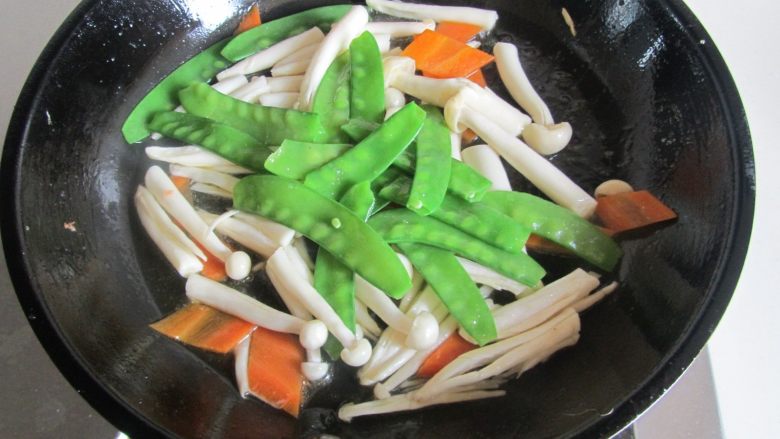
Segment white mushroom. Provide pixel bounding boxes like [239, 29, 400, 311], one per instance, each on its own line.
[217, 27, 325, 80]
[338, 389, 506, 422]
[299, 6, 370, 110]
[134, 186, 204, 277]
[258, 92, 300, 108]
[595, 179, 634, 198]
[366, 0, 498, 31]
[186, 274, 306, 334]
[366, 19, 435, 37]
[460, 144, 512, 191]
[145, 146, 252, 174]
[266, 75, 305, 92]
[169, 164, 239, 194]
[229, 76, 270, 103]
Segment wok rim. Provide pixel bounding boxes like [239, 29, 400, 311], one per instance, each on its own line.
[0, 0, 755, 437]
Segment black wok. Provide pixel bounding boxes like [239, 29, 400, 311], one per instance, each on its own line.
[0, 0, 754, 437]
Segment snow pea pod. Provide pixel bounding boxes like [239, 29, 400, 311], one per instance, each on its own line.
[369, 209, 545, 287]
[234, 175, 411, 297]
[349, 32, 385, 124]
[221, 5, 352, 61]
[397, 243, 497, 346]
[122, 39, 231, 143]
[148, 111, 271, 172]
[312, 52, 352, 143]
[304, 102, 426, 200]
[379, 175, 529, 253]
[341, 118, 378, 142]
[407, 105, 451, 215]
[264, 140, 351, 179]
[482, 191, 623, 271]
[313, 182, 376, 333]
[179, 82, 327, 146]
[392, 150, 490, 202]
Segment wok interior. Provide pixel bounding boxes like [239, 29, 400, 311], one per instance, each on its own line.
[10, 0, 746, 437]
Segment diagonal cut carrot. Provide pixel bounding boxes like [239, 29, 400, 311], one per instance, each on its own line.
[234, 4, 262, 35]
[151, 303, 255, 353]
[466, 69, 487, 87]
[595, 190, 677, 234]
[194, 239, 228, 281]
[436, 21, 482, 43]
[247, 327, 305, 417]
[417, 333, 476, 378]
[403, 30, 494, 79]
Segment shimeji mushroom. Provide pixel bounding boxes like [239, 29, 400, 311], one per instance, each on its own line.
[456, 257, 536, 297]
[461, 144, 512, 191]
[355, 253, 439, 350]
[366, 20, 435, 38]
[266, 75, 305, 93]
[493, 42, 573, 155]
[355, 299, 382, 339]
[144, 166, 233, 261]
[366, 0, 499, 31]
[299, 6, 370, 110]
[217, 27, 325, 80]
[444, 91, 597, 217]
[134, 186, 204, 277]
[415, 309, 580, 401]
[266, 247, 314, 320]
[198, 210, 281, 259]
[273, 43, 321, 70]
[384, 87, 406, 120]
[265, 247, 372, 367]
[258, 92, 300, 108]
[169, 164, 239, 194]
[186, 274, 306, 334]
[229, 76, 270, 103]
[145, 146, 252, 174]
[233, 212, 295, 248]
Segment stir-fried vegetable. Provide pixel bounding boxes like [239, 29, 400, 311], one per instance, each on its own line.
[150, 303, 255, 353]
[349, 31, 386, 124]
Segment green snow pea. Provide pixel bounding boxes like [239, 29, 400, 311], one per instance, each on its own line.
[341, 118, 378, 142]
[179, 83, 327, 146]
[304, 102, 426, 200]
[406, 105, 451, 215]
[313, 182, 376, 333]
[148, 111, 271, 171]
[369, 209, 545, 287]
[121, 39, 231, 143]
[482, 192, 623, 271]
[397, 243, 497, 345]
[264, 140, 351, 180]
[379, 175, 529, 253]
[349, 32, 385, 124]
[312, 53, 352, 143]
[234, 175, 411, 297]
[221, 5, 352, 61]
[392, 150, 491, 202]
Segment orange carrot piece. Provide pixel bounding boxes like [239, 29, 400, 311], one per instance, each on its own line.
[525, 234, 572, 256]
[193, 240, 228, 281]
[436, 21, 482, 43]
[466, 69, 487, 87]
[417, 333, 476, 378]
[403, 30, 494, 79]
[151, 303, 255, 353]
[170, 175, 191, 191]
[234, 4, 262, 35]
[247, 327, 305, 417]
[595, 190, 677, 233]
[462, 128, 479, 144]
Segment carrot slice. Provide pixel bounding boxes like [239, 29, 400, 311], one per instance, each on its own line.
[525, 234, 572, 256]
[462, 128, 479, 144]
[247, 327, 305, 417]
[466, 69, 487, 87]
[595, 190, 677, 233]
[234, 4, 262, 35]
[170, 175, 191, 191]
[194, 240, 228, 281]
[417, 333, 476, 378]
[403, 30, 494, 79]
[151, 303, 255, 353]
[436, 21, 482, 43]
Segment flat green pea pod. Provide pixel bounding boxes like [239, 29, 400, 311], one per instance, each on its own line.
[234, 175, 411, 297]
[379, 175, 529, 253]
[393, 150, 491, 202]
[312, 53, 352, 143]
[369, 209, 545, 287]
[313, 182, 376, 333]
[148, 111, 271, 172]
[341, 118, 378, 142]
[179, 82, 327, 146]
[349, 32, 385, 124]
[304, 102, 426, 200]
[122, 39, 231, 143]
[407, 105, 451, 215]
[221, 5, 352, 61]
[482, 191, 623, 271]
[397, 243, 497, 346]
[264, 140, 351, 179]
